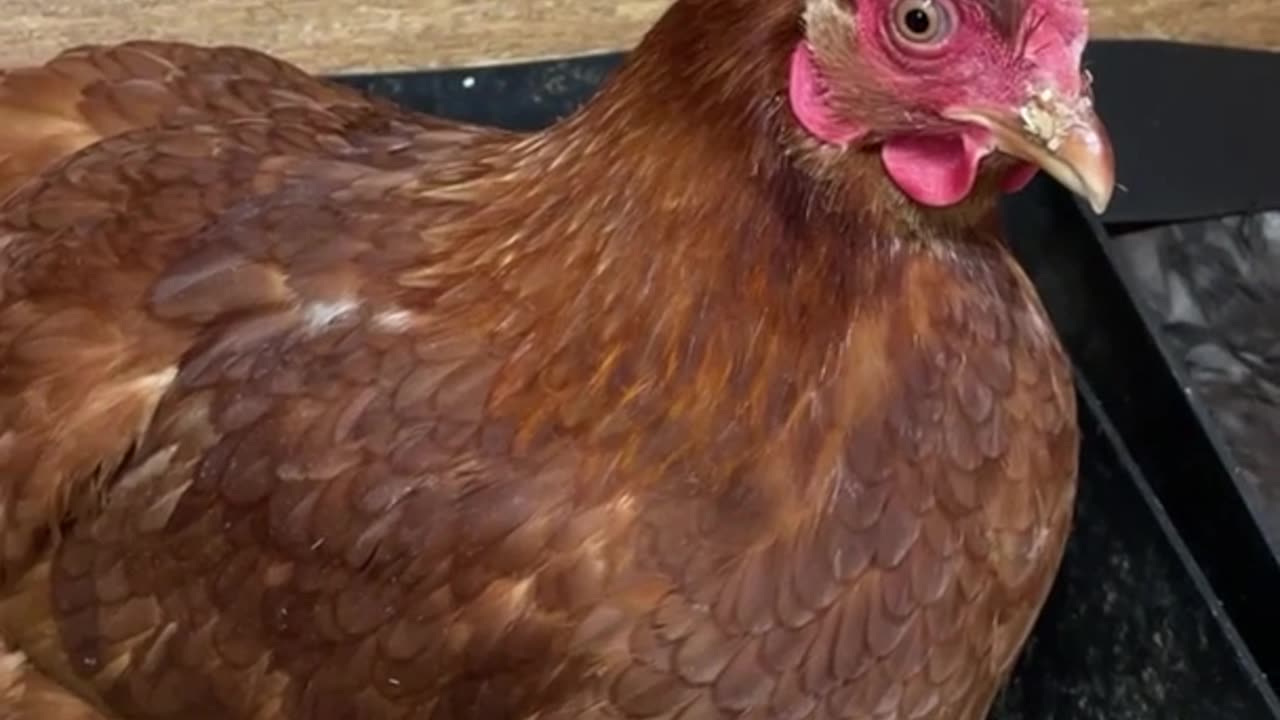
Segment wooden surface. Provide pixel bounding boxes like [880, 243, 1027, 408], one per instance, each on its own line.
[4, 0, 1278, 74]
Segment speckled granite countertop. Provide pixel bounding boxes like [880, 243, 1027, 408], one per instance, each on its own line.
[1111, 213, 1280, 549]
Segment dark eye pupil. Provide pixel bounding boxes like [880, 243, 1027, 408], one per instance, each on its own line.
[903, 8, 932, 35]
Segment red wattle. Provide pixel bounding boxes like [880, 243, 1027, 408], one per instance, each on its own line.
[880, 132, 993, 208]
[1001, 162, 1040, 193]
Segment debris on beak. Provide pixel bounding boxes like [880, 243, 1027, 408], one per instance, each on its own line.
[944, 84, 1116, 214]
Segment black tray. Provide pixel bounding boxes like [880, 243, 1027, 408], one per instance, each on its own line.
[330, 39, 1280, 718]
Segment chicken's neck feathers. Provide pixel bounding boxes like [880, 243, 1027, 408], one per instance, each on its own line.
[394, 9, 1021, 483]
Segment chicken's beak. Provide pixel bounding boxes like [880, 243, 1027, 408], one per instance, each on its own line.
[943, 88, 1115, 214]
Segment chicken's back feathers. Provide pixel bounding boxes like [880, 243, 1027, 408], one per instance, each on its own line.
[0, 41, 505, 201]
[0, 34, 1078, 720]
[0, 41, 515, 586]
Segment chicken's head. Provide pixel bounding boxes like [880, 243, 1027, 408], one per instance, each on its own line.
[789, 0, 1114, 212]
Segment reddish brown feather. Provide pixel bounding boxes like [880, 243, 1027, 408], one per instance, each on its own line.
[0, 2, 1076, 717]
[0, 41, 502, 202]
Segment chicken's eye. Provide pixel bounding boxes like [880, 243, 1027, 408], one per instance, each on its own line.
[891, 0, 951, 46]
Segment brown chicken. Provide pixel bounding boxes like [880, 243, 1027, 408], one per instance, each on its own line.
[0, 0, 1113, 716]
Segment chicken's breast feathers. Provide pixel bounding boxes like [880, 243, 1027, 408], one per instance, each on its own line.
[0, 40, 1078, 720]
[2, 148, 1077, 716]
